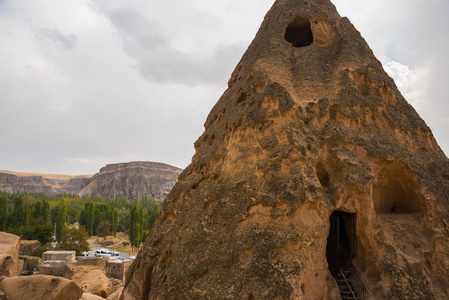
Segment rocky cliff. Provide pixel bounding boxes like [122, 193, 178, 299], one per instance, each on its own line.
[79, 162, 182, 200]
[122, 0, 449, 299]
[0, 161, 182, 200]
[0, 171, 91, 195]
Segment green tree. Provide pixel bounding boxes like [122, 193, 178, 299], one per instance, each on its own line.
[42, 200, 49, 224]
[51, 198, 67, 241]
[112, 208, 119, 237]
[12, 195, 27, 228]
[96, 221, 111, 238]
[66, 206, 78, 224]
[29, 200, 49, 226]
[128, 203, 143, 250]
[33, 224, 53, 245]
[0, 194, 7, 231]
[146, 200, 161, 231]
[59, 227, 90, 256]
[80, 200, 95, 236]
[32, 201, 43, 220]
[141, 229, 148, 243]
[91, 202, 114, 235]
[17, 226, 35, 240]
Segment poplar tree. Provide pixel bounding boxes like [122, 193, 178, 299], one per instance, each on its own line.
[129, 203, 143, 250]
[0, 195, 7, 230]
[12, 195, 26, 228]
[55, 198, 67, 241]
[112, 208, 119, 237]
[86, 200, 95, 236]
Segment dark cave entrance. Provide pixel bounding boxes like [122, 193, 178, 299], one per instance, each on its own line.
[284, 16, 313, 47]
[326, 211, 356, 276]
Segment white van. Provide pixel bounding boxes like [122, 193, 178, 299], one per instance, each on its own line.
[95, 249, 113, 257]
[95, 249, 120, 257]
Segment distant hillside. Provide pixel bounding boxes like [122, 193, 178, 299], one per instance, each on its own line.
[79, 161, 182, 200]
[0, 171, 91, 195]
[0, 161, 182, 200]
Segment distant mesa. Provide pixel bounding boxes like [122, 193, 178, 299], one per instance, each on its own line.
[79, 161, 182, 200]
[0, 161, 182, 200]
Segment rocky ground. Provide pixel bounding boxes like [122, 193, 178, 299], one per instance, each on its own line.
[0, 231, 126, 300]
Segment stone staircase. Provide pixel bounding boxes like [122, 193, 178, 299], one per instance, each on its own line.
[336, 269, 359, 300]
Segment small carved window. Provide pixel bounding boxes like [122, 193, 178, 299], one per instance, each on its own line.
[285, 16, 313, 47]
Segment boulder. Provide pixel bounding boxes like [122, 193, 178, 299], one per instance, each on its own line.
[0, 290, 7, 300]
[106, 287, 123, 300]
[121, 0, 449, 299]
[71, 266, 114, 298]
[0, 232, 20, 277]
[80, 293, 106, 300]
[0, 275, 83, 300]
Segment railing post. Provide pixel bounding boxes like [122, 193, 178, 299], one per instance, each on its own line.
[340, 269, 358, 299]
[349, 262, 371, 300]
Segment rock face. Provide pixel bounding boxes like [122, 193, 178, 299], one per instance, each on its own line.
[122, 0, 449, 299]
[79, 162, 182, 200]
[71, 265, 115, 298]
[0, 232, 20, 277]
[0, 161, 182, 200]
[0, 275, 83, 300]
[0, 171, 92, 195]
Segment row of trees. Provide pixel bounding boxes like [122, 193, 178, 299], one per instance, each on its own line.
[0, 191, 162, 252]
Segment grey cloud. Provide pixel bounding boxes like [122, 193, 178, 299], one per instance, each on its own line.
[99, 7, 245, 86]
[37, 28, 77, 50]
[131, 43, 245, 85]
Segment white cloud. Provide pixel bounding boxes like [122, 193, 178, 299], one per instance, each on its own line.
[383, 60, 425, 110]
[37, 28, 78, 50]
[0, 0, 448, 175]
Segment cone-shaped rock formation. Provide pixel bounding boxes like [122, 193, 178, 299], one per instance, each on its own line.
[122, 0, 449, 299]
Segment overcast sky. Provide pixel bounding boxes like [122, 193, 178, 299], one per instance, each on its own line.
[0, 0, 448, 175]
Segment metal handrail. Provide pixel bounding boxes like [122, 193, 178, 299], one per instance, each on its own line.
[340, 269, 358, 299]
[350, 263, 371, 300]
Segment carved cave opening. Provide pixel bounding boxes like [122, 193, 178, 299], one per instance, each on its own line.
[316, 161, 330, 188]
[373, 166, 425, 215]
[326, 211, 356, 276]
[284, 16, 313, 48]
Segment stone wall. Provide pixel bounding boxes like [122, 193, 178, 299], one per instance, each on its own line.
[76, 257, 107, 270]
[105, 260, 131, 281]
[39, 261, 74, 279]
[21, 256, 41, 271]
[19, 240, 40, 256]
[42, 251, 75, 263]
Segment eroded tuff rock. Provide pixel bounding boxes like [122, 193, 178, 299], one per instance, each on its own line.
[0, 232, 20, 277]
[79, 162, 182, 200]
[0, 275, 83, 300]
[71, 266, 115, 298]
[122, 0, 449, 299]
